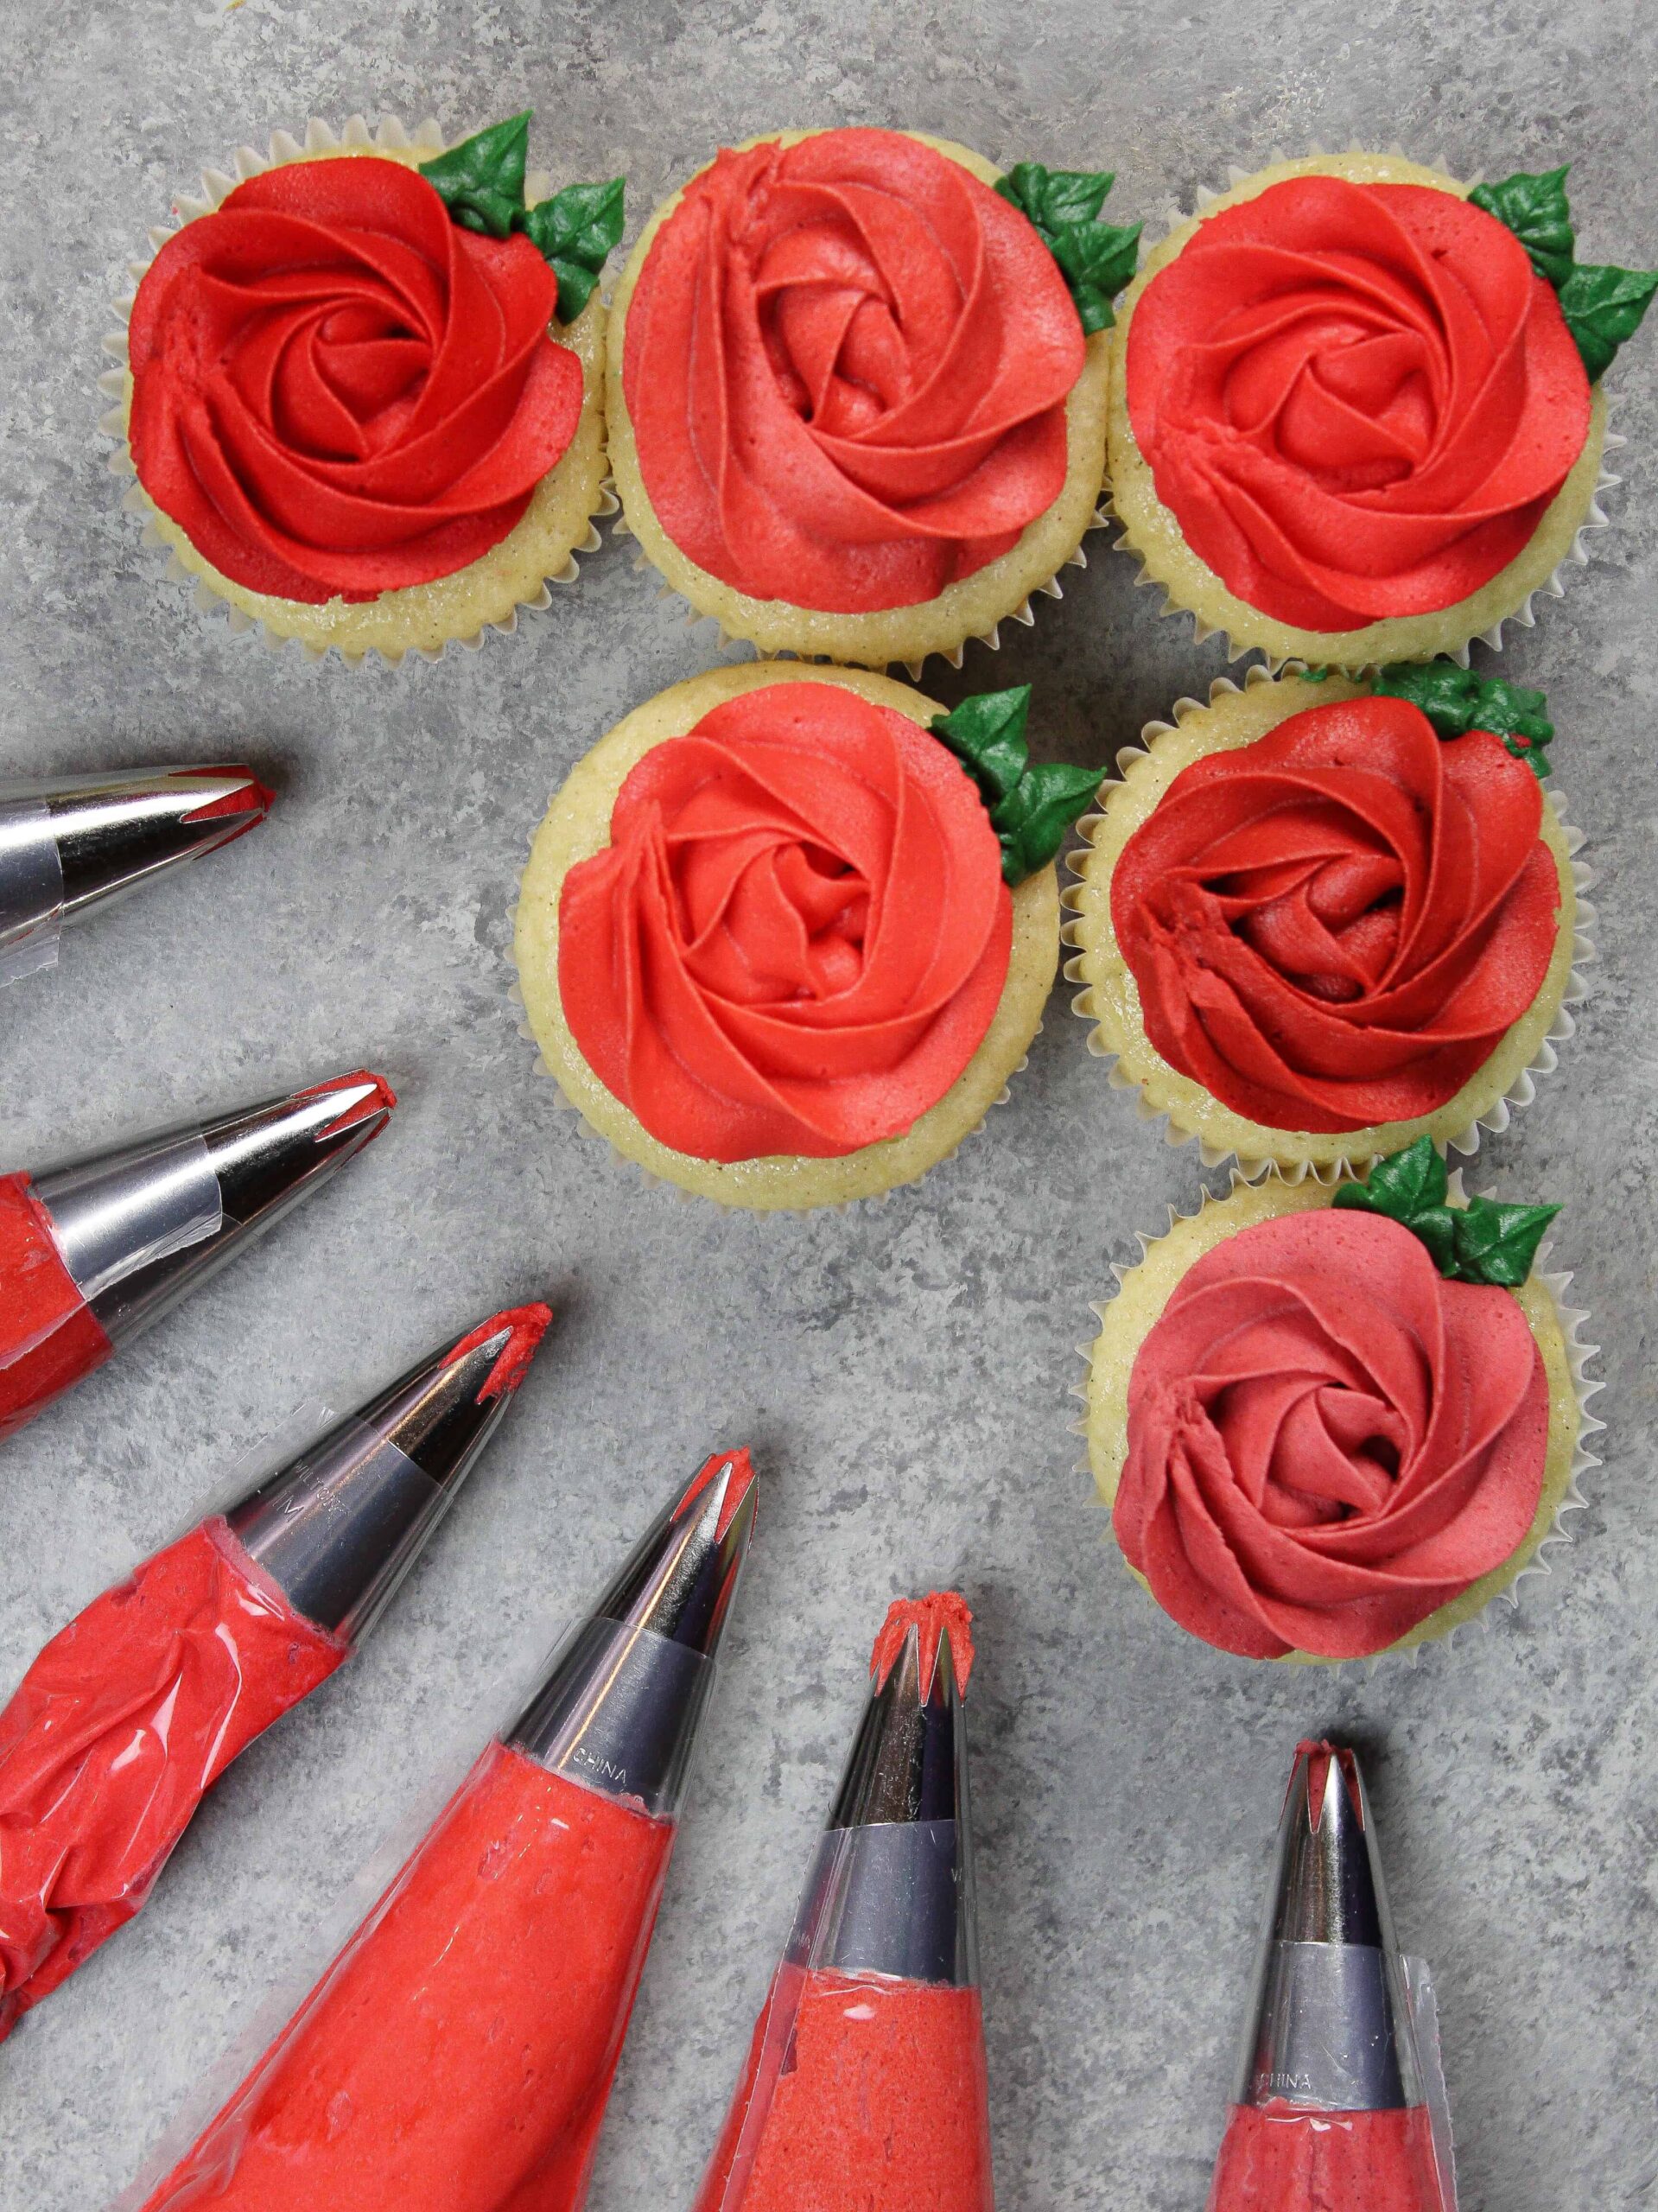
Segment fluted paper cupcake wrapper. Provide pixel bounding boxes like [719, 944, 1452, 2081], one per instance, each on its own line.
[1109, 143, 1623, 668]
[1060, 663, 1596, 1182]
[608, 506, 1110, 682]
[1069, 1166, 1605, 1672]
[500, 868, 1035, 1215]
[98, 114, 618, 669]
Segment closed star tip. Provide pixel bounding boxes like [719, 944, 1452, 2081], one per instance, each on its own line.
[870, 1592, 975, 1698]
[448, 1303, 554, 1402]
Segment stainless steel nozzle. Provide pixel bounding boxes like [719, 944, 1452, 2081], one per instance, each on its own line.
[1233, 1740, 1421, 2113]
[505, 1452, 758, 1819]
[30, 1071, 395, 1346]
[226, 1306, 551, 1644]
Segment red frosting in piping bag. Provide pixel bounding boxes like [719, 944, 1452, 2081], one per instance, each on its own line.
[128, 157, 583, 604]
[695, 1969, 994, 2212]
[1115, 1210, 1549, 1660]
[0, 1173, 113, 1442]
[139, 1741, 675, 2212]
[0, 1520, 345, 2037]
[557, 683, 1013, 1160]
[1111, 696, 1561, 1134]
[1124, 176, 1591, 630]
[1208, 2102, 1445, 2212]
[622, 128, 1085, 611]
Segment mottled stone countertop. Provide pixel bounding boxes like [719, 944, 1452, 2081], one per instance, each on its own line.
[1, 3, 1654, 2207]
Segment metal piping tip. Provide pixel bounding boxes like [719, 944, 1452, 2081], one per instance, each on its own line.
[588, 1448, 759, 1656]
[790, 1594, 980, 1989]
[505, 1450, 759, 1819]
[226, 1303, 552, 1644]
[1233, 1740, 1420, 2113]
[830, 1593, 974, 1833]
[1, 764, 273, 934]
[29, 1069, 397, 1347]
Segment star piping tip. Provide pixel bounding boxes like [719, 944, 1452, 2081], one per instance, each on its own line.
[295, 1069, 399, 1137]
[1290, 1738, 1367, 1829]
[871, 1592, 975, 1699]
[177, 766, 277, 828]
[448, 1302, 555, 1403]
[676, 1446, 758, 1537]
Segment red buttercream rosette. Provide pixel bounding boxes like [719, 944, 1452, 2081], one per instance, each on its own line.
[556, 683, 1013, 1160]
[1109, 694, 1562, 1134]
[621, 129, 1086, 613]
[127, 156, 584, 604]
[1123, 175, 1592, 630]
[1115, 1210, 1550, 1660]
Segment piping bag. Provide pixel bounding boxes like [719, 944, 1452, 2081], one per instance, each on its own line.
[0, 1303, 551, 2040]
[1207, 1740, 1457, 2212]
[0, 765, 272, 986]
[130, 1446, 759, 2212]
[0, 1070, 395, 1444]
[692, 1591, 994, 2212]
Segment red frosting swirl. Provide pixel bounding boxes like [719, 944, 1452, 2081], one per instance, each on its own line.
[1115, 1210, 1549, 1659]
[621, 129, 1086, 612]
[1110, 696, 1560, 1134]
[128, 157, 583, 603]
[557, 683, 1012, 1160]
[1124, 176, 1591, 630]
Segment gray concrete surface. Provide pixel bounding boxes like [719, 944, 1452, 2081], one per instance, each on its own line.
[1, 3, 1654, 2205]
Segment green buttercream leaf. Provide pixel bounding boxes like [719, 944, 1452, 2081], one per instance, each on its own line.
[1001, 162, 1115, 232]
[542, 257, 594, 321]
[1450, 1197, 1560, 1287]
[1372, 660, 1554, 779]
[988, 762, 1106, 884]
[521, 178, 626, 267]
[1333, 1133, 1448, 1224]
[1470, 166, 1577, 286]
[997, 162, 1139, 335]
[419, 111, 531, 238]
[1050, 220, 1143, 333]
[930, 687, 1032, 805]
[1557, 260, 1658, 382]
[519, 178, 626, 321]
[929, 688, 1102, 884]
[1406, 1204, 1459, 1277]
[1334, 1140, 1557, 1287]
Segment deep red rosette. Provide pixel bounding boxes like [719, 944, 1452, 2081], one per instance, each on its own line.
[1124, 176, 1592, 630]
[557, 683, 1013, 1160]
[621, 129, 1086, 613]
[1110, 696, 1561, 1134]
[127, 156, 584, 603]
[1115, 1210, 1549, 1659]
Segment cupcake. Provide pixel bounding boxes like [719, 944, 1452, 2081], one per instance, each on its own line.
[511, 663, 1102, 1207]
[607, 131, 1140, 670]
[1064, 662, 1587, 1175]
[109, 113, 623, 663]
[1109, 155, 1655, 664]
[1083, 1139, 1597, 1663]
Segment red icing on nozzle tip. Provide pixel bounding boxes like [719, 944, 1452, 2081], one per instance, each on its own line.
[676, 1448, 757, 1538]
[449, 1304, 554, 1402]
[178, 767, 277, 829]
[871, 1592, 975, 1699]
[1292, 1738, 1365, 1827]
[296, 1070, 398, 1137]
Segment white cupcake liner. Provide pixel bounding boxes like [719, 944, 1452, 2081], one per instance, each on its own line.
[1068, 1164, 1605, 1672]
[500, 860, 1036, 1214]
[608, 506, 1111, 682]
[98, 114, 619, 669]
[1059, 661, 1596, 1182]
[1109, 141, 1625, 668]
